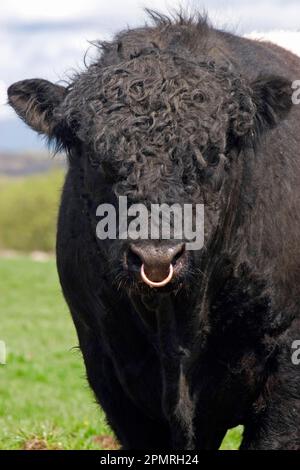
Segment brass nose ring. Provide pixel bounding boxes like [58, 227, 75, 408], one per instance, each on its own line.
[140, 263, 174, 288]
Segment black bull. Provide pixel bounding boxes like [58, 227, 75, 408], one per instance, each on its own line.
[8, 11, 300, 449]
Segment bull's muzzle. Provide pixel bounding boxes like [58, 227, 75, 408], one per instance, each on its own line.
[140, 263, 174, 288]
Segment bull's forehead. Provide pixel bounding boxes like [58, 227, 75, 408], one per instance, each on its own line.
[65, 53, 230, 153]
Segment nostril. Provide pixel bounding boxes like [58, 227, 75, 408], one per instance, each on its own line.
[126, 246, 143, 273]
[172, 244, 186, 265]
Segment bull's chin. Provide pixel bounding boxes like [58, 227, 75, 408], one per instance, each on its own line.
[128, 274, 185, 296]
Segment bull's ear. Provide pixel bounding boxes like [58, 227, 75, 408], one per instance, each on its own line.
[7, 79, 67, 136]
[232, 75, 293, 139]
[251, 75, 293, 132]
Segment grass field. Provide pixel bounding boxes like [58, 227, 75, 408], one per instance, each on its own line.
[0, 171, 63, 252]
[0, 256, 242, 450]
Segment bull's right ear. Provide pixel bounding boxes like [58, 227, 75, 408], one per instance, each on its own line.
[7, 79, 67, 137]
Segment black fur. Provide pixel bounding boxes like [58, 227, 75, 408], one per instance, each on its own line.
[8, 11, 300, 449]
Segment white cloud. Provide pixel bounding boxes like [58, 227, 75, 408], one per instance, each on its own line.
[1, 0, 106, 22]
[0, 0, 170, 24]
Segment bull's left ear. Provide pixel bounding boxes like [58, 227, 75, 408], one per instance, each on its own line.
[251, 75, 293, 132]
[7, 79, 67, 136]
[232, 75, 293, 139]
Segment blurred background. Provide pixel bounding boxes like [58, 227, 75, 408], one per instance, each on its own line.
[0, 0, 299, 450]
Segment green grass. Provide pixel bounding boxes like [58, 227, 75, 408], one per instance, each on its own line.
[0, 171, 63, 252]
[221, 427, 243, 450]
[0, 257, 242, 449]
[0, 257, 111, 449]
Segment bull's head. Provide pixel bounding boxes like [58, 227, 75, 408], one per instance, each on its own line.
[8, 46, 292, 294]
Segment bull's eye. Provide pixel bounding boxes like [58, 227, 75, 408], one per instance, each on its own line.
[101, 161, 118, 182]
[182, 174, 188, 185]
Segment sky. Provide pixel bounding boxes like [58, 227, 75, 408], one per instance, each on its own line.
[1, 0, 300, 152]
